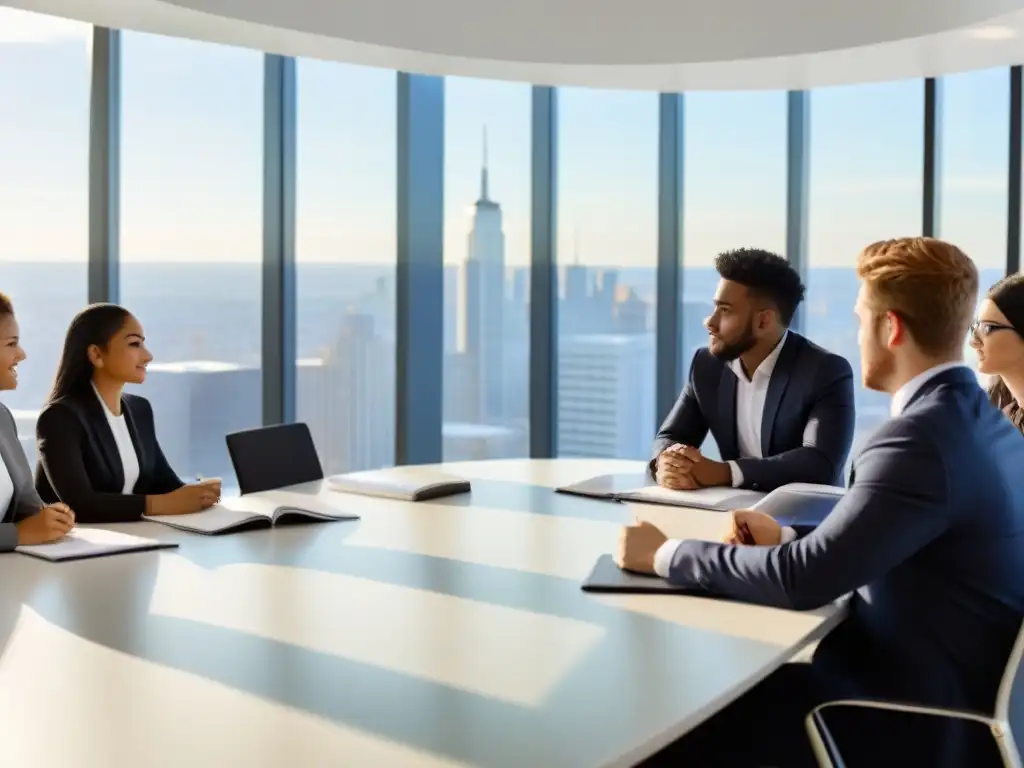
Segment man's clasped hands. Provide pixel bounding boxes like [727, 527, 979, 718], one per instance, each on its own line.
[654, 442, 733, 490]
[614, 507, 783, 576]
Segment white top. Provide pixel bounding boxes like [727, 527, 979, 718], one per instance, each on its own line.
[92, 384, 140, 495]
[726, 332, 788, 487]
[0, 452, 13, 520]
[890, 362, 966, 417]
[655, 361, 973, 575]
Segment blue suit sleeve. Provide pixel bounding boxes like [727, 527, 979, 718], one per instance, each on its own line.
[665, 418, 950, 610]
[650, 349, 710, 475]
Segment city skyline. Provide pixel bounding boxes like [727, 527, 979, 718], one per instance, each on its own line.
[0, 7, 1014, 271]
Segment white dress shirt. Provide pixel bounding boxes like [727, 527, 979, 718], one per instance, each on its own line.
[726, 332, 789, 488]
[889, 362, 965, 418]
[92, 384, 140, 495]
[653, 361, 970, 578]
[0, 452, 14, 521]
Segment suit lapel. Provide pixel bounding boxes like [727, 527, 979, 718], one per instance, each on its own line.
[760, 334, 799, 457]
[82, 390, 125, 492]
[717, 367, 739, 458]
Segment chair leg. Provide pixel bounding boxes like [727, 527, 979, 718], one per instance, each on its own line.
[991, 724, 1023, 768]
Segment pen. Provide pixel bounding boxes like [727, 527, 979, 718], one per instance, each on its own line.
[738, 521, 755, 545]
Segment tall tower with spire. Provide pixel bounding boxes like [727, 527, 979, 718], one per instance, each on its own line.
[464, 127, 506, 422]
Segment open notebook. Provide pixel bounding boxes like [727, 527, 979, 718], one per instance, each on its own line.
[752, 482, 845, 523]
[327, 467, 471, 502]
[555, 473, 652, 500]
[16, 527, 178, 562]
[615, 484, 767, 511]
[143, 495, 358, 535]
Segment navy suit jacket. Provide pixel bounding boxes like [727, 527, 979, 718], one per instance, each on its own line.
[665, 367, 1024, 748]
[652, 332, 856, 490]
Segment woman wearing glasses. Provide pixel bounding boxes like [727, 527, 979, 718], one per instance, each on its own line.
[970, 273, 1024, 434]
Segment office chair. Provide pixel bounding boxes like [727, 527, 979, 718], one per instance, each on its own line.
[225, 422, 324, 495]
[806, 619, 1024, 768]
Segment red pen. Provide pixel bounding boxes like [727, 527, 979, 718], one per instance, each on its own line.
[738, 521, 755, 545]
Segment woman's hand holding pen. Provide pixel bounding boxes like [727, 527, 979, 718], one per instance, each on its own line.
[195, 475, 222, 500]
[149, 479, 220, 516]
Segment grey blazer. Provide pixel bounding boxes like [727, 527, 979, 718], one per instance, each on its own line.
[0, 403, 45, 552]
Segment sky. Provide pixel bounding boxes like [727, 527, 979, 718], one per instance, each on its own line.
[0, 7, 1014, 270]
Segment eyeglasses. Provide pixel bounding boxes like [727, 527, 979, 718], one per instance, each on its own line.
[970, 320, 1017, 340]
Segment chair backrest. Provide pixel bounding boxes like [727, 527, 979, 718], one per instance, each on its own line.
[225, 423, 324, 495]
[995, 617, 1024, 759]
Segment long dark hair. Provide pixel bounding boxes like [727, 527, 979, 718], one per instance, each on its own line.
[986, 273, 1024, 430]
[47, 303, 133, 405]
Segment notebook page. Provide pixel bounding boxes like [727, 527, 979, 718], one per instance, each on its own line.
[622, 485, 766, 509]
[16, 528, 172, 561]
[145, 499, 266, 533]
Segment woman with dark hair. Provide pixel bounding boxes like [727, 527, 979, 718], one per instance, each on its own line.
[0, 293, 77, 549]
[969, 273, 1024, 434]
[35, 304, 221, 523]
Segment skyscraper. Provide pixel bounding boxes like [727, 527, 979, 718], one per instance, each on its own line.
[463, 129, 506, 422]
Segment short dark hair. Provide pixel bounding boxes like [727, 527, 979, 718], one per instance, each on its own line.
[0, 293, 12, 318]
[714, 248, 806, 326]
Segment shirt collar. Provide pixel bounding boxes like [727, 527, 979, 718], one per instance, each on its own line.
[890, 362, 967, 417]
[729, 331, 789, 382]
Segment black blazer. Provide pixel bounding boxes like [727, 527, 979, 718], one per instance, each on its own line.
[35, 388, 183, 523]
[652, 332, 856, 491]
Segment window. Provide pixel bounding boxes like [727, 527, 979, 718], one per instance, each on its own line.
[556, 88, 658, 459]
[683, 90, 788, 458]
[940, 68, 1010, 373]
[807, 79, 924, 459]
[295, 60, 396, 475]
[0, 9, 90, 464]
[442, 76, 530, 461]
[120, 33, 264, 493]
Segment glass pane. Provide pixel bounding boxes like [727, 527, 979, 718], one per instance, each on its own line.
[296, 60, 396, 475]
[0, 9, 90, 464]
[120, 33, 264, 494]
[443, 77, 530, 461]
[941, 68, 1010, 374]
[807, 79, 924, 461]
[682, 90, 788, 459]
[556, 88, 658, 459]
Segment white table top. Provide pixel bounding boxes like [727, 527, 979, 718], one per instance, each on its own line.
[0, 458, 846, 768]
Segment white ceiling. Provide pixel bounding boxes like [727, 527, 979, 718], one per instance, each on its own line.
[5, 0, 1024, 89]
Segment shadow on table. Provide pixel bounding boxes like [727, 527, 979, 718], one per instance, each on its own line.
[0, 519, 795, 768]
[427, 478, 631, 523]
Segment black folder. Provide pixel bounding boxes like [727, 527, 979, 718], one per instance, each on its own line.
[580, 554, 697, 594]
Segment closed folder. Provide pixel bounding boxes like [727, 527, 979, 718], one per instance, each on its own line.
[580, 554, 698, 594]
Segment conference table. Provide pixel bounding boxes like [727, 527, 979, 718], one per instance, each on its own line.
[0, 458, 847, 767]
